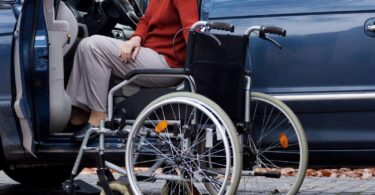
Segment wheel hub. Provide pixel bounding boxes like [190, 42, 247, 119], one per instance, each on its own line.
[175, 155, 183, 165]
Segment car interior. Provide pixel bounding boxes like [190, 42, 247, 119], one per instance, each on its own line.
[44, 0, 201, 136]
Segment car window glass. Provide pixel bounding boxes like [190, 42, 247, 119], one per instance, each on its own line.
[210, 0, 375, 19]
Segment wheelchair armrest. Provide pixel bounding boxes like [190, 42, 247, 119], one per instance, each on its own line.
[124, 68, 190, 80]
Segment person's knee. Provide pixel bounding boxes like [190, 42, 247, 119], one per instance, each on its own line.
[77, 37, 91, 52]
[78, 35, 105, 51]
[87, 35, 108, 49]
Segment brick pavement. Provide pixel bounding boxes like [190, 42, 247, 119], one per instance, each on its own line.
[0, 171, 375, 194]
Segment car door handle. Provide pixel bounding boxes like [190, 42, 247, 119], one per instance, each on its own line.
[367, 25, 375, 31]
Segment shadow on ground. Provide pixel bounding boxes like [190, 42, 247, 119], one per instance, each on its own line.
[0, 184, 67, 195]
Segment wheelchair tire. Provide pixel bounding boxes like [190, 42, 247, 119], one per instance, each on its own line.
[241, 92, 308, 195]
[125, 92, 242, 195]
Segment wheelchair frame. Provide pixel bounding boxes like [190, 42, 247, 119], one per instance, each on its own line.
[64, 21, 308, 195]
[65, 74, 197, 194]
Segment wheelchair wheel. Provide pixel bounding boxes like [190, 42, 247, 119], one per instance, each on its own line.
[125, 92, 242, 195]
[241, 92, 308, 195]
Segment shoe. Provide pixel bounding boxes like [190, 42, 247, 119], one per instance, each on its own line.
[72, 123, 98, 142]
[64, 122, 87, 133]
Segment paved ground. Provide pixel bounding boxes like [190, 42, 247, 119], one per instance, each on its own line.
[0, 171, 375, 194]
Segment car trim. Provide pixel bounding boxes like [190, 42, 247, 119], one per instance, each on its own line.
[274, 92, 375, 101]
[209, 9, 375, 20]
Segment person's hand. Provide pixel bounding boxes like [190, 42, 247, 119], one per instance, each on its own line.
[119, 36, 141, 63]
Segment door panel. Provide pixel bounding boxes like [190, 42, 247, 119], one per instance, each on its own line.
[14, 0, 49, 155]
[0, 7, 15, 102]
[207, 0, 375, 155]
[14, 0, 36, 155]
[241, 13, 375, 95]
[207, 1, 375, 97]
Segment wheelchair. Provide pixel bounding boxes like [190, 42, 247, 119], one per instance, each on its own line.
[63, 21, 308, 195]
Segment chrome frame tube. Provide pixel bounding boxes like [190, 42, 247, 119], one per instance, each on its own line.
[71, 128, 99, 176]
[147, 158, 166, 173]
[99, 120, 105, 155]
[124, 119, 181, 125]
[188, 75, 197, 93]
[105, 161, 127, 175]
[191, 21, 208, 30]
[135, 173, 195, 182]
[154, 174, 195, 182]
[244, 26, 262, 36]
[244, 76, 251, 123]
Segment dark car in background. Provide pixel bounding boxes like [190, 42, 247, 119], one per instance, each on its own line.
[1, 0, 375, 185]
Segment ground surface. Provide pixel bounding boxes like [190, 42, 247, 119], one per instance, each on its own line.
[0, 170, 375, 194]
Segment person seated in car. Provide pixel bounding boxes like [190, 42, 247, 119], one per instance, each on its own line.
[66, 0, 199, 140]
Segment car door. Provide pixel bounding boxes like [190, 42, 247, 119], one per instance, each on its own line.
[204, 0, 375, 166]
[13, 0, 49, 155]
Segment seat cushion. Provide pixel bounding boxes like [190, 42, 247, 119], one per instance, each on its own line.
[124, 68, 188, 80]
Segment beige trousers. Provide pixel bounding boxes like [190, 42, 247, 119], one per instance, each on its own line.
[66, 35, 179, 112]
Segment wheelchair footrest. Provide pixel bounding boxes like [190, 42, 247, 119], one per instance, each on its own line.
[62, 179, 101, 195]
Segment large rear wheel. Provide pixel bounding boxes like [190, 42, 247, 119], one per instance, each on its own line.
[241, 92, 308, 195]
[125, 92, 242, 195]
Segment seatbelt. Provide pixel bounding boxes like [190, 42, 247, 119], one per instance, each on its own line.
[54, 0, 61, 18]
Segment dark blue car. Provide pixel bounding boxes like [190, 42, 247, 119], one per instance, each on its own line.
[1, 0, 375, 186]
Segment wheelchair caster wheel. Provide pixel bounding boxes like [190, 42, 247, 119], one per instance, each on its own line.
[62, 179, 101, 194]
[62, 179, 76, 194]
[100, 181, 132, 195]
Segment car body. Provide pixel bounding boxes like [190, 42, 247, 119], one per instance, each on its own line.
[201, 0, 375, 167]
[1, 0, 375, 184]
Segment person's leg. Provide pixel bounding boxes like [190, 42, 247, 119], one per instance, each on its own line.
[70, 107, 90, 125]
[66, 35, 124, 139]
[112, 47, 181, 87]
[66, 38, 91, 125]
[66, 35, 181, 140]
[76, 38, 180, 125]
[88, 111, 107, 127]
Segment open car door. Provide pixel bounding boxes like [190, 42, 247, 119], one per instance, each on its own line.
[13, 0, 50, 156]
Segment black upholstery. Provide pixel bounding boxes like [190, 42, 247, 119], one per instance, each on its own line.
[186, 31, 248, 124]
[197, 0, 201, 17]
[124, 68, 189, 80]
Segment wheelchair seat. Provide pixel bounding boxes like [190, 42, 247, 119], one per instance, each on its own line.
[124, 68, 189, 80]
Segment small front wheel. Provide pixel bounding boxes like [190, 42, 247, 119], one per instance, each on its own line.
[100, 181, 132, 195]
[125, 92, 242, 195]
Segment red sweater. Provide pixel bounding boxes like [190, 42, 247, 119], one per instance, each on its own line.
[132, 0, 199, 68]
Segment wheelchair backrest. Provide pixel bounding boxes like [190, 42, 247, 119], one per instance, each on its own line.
[186, 31, 249, 124]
